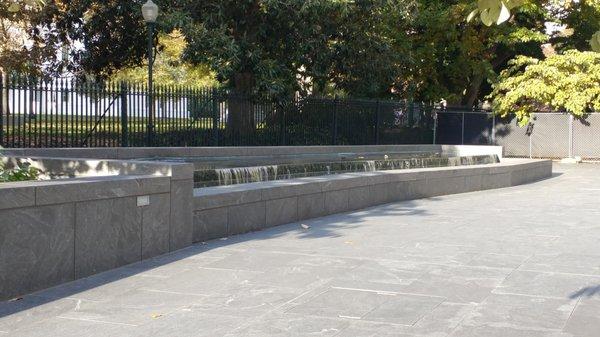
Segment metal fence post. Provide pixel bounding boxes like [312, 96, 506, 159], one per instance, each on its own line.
[491, 113, 496, 145]
[461, 111, 465, 145]
[120, 82, 129, 147]
[524, 117, 536, 158]
[374, 100, 381, 145]
[332, 96, 338, 145]
[280, 100, 287, 146]
[568, 114, 574, 158]
[211, 88, 219, 146]
[432, 110, 437, 145]
[408, 101, 414, 127]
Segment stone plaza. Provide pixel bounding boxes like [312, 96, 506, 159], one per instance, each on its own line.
[1, 163, 598, 336]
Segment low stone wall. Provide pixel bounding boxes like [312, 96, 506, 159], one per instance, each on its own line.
[192, 158, 551, 242]
[0, 145, 539, 301]
[0, 161, 194, 301]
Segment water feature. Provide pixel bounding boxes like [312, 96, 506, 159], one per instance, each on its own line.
[192, 154, 499, 188]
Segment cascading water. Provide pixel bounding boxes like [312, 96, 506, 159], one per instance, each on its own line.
[363, 160, 377, 172]
[216, 165, 279, 185]
[196, 154, 499, 188]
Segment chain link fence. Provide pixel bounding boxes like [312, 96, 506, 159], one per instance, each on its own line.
[435, 110, 600, 160]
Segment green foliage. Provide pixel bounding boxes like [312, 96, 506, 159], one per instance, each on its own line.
[407, 0, 547, 104]
[489, 50, 600, 124]
[0, 162, 40, 183]
[16, 0, 598, 107]
[552, 0, 600, 52]
[111, 30, 216, 87]
[0, 0, 49, 73]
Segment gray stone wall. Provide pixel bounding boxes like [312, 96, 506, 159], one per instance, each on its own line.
[192, 159, 552, 243]
[0, 173, 194, 301]
[0, 146, 546, 301]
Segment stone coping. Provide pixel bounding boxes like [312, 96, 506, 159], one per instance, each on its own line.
[0, 175, 171, 210]
[193, 158, 548, 212]
[2, 156, 194, 181]
[1, 144, 502, 160]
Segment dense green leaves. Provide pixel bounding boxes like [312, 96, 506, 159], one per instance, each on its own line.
[0, 162, 40, 182]
[111, 30, 216, 87]
[489, 50, 600, 124]
[5, 0, 600, 112]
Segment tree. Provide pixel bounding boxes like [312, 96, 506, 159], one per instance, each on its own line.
[32, 0, 154, 77]
[20, 0, 599, 111]
[489, 50, 600, 123]
[167, 0, 410, 136]
[1, 0, 48, 114]
[111, 30, 215, 87]
[551, 0, 600, 52]
[395, 0, 548, 105]
[0, 0, 48, 74]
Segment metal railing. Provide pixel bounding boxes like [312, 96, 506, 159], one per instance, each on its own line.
[435, 110, 600, 160]
[0, 74, 434, 148]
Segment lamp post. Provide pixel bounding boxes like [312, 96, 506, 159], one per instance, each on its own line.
[142, 0, 158, 146]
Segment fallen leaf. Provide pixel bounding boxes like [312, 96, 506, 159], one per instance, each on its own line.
[151, 313, 163, 319]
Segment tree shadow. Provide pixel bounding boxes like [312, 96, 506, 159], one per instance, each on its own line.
[570, 285, 600, 300]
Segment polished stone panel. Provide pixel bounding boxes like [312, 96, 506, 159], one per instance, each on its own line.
[169, 179, 193, 251]
[297, 193, 325, 220]
[369, 183, 392, 205]
[194, 187, 262, 210]
[464, 174, 483, 191]
[227, 201, 266, 234]
[386, 180, 412, 202]
[193, 207, 228, 242]
[260, 180, 322, 200]
[141, 193, 171, 260]
[75, 197, 142, 278]
[0, 204, 75, 301]
[266, 196, 298, 226]
[347, 186, 372, 211]
[0, 185, 35, 210]
[35, 177, 169, 205]
[425, 176, 467, 197]
[324, 190, 348, 214]
[481, 172, 512, 189]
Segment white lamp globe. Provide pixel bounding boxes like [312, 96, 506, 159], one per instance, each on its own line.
[142, 0, 159, 23]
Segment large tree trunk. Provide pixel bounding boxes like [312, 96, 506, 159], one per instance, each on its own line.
[462, 73, 484, 108]
[227, 72, 255, 144]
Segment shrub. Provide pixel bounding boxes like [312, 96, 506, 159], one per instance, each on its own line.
[0, 162, 40, 183]
[489, 50, 600, 125]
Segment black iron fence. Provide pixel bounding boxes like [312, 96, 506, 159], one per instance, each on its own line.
[0, 74, 434, 148]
